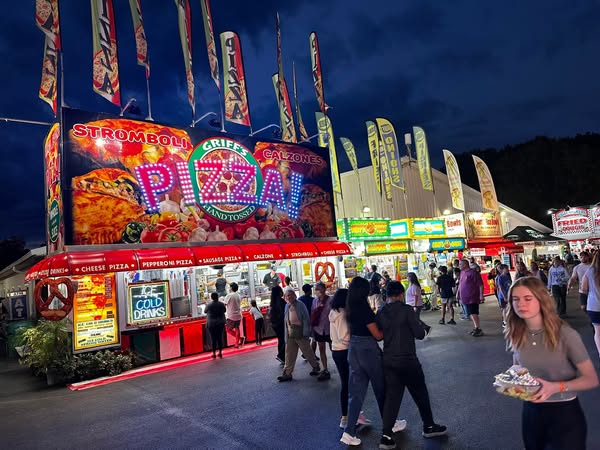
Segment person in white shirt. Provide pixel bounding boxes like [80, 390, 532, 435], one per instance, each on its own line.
[224, 282, 245, 348]
[568, 251, 592, 311]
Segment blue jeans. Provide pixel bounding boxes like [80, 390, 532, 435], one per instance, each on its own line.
[345, 335, 385, 436]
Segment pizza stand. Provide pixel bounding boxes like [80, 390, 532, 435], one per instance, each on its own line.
[24, 108, 351, 364]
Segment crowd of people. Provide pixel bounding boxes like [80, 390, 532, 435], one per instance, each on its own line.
[203, 253, 600, 449]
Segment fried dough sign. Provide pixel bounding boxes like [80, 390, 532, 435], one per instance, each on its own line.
[314, 261, 335, 287]
[34, 277, 74, 320]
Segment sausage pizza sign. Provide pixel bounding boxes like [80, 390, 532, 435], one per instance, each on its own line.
[60, 108, 336, 246]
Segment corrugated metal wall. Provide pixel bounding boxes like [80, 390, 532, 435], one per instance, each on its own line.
[337, 157, 551, 233]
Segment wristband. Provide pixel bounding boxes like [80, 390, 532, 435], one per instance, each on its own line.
[559, 381, 567, 393]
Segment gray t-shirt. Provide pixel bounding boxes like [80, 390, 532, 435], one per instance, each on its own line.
[585, 267, 600, 312]
[513, 325, 590, 402]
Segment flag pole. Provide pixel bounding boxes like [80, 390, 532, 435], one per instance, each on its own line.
[218, 87, 226, 132]
[145, 76, 153, 120]
[59, 52, 65, 110]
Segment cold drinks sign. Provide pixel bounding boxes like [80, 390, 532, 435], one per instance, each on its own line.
[128, 281, 171, 326]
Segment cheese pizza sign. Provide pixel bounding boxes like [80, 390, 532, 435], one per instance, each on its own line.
[61, 108, 336, 246]
[552, 208, 592, 236]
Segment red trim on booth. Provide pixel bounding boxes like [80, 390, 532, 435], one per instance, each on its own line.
[25, 240, 353, 281]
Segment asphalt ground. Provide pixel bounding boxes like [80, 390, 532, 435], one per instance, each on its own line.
[2, 291, 599, 450]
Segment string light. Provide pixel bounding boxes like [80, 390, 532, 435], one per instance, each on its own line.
[134, 163, 175, 213]
[260, 168, 286, 209]
[288, 171, 303, 219]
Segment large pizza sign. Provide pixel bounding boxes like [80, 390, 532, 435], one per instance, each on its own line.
[61, 108, 336, 246]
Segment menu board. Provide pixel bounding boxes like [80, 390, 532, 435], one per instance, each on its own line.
[128, 281, 171, 326]
[72, 274, 119, 351]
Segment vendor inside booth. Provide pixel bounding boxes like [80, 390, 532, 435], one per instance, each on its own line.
[25, 109, 351, 365]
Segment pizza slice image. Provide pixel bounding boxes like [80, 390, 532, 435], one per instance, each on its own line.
[71, 168, 145, 245]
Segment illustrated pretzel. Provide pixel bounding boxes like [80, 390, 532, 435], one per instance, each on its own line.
[315, 262, 336, 287]
[34, 277, 74, 320]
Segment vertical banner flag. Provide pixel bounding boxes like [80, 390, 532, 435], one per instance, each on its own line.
[379, 137, 393, 202]
[39, 36, 58, 114]
[272, 74, 297, 142]
[315, 112, 342, 194]
[339, 138, 359, 176]
[376, 118, 404, 190]
[472, 155, 499, 211]
[36, 0, 61, 49]
[200, 0, 219, 90]
[413, 126, 434, 191]
[293, 62, 309, 142]
[366, 121, 382, 194]
[220, 31, 251, 126]
[442, 149, 465, 211]
[91, 0, 121, 106]
[309, 32, 329, 114]
[175, 0, 195, 116]
[128, 0, 150, 78]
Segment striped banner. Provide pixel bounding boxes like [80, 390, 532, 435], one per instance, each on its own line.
[309, 32, 329, 114]
[200, 0, 219, 90]
[175, 0, 194, 116]
[91, 0, 121, 106]
[128, 0, 150, 78]
[293, 62, 309, 142]
[376, 118, 404, 190]
[340, 137, 359, 175]
[442, 149, 465, 211]
[366, 121, 382, 193]
[36, 0, 61, 50]
[272, 74, 297, 142]
[413, 126, 433, 191]
[472, 155, 499, 211]
[315, 112, 341, 194]
[220, 31, 251, 126]
[39, 35, 58, 114]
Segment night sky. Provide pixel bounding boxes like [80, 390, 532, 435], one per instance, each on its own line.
[1, 1, 599, 246]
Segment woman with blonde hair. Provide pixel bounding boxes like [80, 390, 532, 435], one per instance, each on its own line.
[504, 276, 598, 450]
[581, 252, 600, 360]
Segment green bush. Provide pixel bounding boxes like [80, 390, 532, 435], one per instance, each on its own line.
[73, 350, 135, 381]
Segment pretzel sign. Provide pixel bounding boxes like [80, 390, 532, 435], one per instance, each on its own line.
[315, 262, 336, 286]
[34, 277, 74, 321]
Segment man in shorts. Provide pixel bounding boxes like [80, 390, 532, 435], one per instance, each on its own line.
[458, 259, 484, 337]
[435, 266, 456, 325]
[224, 282, 245, 348]
[569, 251, 592, 311]
[311, 282, 332, 381]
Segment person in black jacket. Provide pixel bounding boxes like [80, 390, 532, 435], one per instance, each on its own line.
[376, 281, 447, 449]
[204, 292, 226, 359]
[269, 285, 286, 364]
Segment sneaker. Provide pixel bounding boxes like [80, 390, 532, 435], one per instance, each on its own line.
[379, 434, 396, 449]
[339, 416, 348, 429]
[218, 352, 223, 359]
[422, 424, 447, 438]
[447, 319, 456, 325]
[211, 353, 216, 359]
[340, 432, 361, 446]
[392, 419, 407, 433]
[309, 367, 321, 376]
[276, 356, 284, 364]
[240, 336, 246, 346]
[277, 374, 293, 382]
[301, 354, 307, 360]
[424, 326, 432, 338]
[357, 411, 372, 426]
[460, 316, 470, 320]
[317, 369, 331, 381]
[472, 328, 484, 337]
[438, 319, 445, 325]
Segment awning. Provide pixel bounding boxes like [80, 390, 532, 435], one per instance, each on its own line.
[503, 226, 565, 243]
[24, 240, 352, 281]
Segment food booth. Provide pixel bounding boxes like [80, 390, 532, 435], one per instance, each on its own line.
[24, 108, 351, 364]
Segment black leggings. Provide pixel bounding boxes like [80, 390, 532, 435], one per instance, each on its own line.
[255, 318, 264, 344]
[272, 323, 286, 360]
[522, 398, 586, 450]
[331, 349, 349, 416]
[208, 324, 224, 354]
